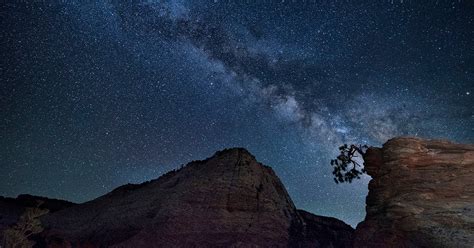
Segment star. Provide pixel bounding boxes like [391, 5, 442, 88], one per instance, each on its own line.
[0, 1, 471, 227]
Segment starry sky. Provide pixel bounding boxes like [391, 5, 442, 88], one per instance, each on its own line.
[1, 1, 473, 226]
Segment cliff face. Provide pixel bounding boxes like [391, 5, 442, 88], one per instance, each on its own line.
[297, 210, 354, 248]
[38, 148, 353, 247]
[6, 137, 470, 247]
[354, 137, 474, 248]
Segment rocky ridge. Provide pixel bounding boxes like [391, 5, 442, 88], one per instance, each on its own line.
[2, 137, 472, 247]
[38, 148, 353, 247]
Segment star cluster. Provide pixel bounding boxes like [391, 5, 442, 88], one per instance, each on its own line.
[1, 1, 472, 226]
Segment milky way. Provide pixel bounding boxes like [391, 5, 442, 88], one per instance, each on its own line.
[1, 1, 473, 226]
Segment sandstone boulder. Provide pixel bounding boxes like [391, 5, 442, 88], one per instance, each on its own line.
[354, 137, 474, 248]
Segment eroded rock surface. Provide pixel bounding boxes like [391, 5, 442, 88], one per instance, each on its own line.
[354, 137, 474, 248]
[297, 210, 354, 248]
[38, 148, 353, 247]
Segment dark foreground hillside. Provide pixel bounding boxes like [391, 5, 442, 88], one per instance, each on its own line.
[1, 137, 473, 248]
[1, 148, 353, 248]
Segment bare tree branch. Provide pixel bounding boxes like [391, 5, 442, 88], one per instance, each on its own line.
[330, 144, 368, 183]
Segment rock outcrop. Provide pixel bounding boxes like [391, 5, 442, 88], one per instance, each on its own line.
[297, 210, 354, 248]
[6, 137, 470, 247]
[34, 148, 353, 247]
[354, 137, 474, 248]
[0, 194, 75, 242]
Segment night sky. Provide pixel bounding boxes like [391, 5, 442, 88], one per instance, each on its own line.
[1, 1, 473, 226]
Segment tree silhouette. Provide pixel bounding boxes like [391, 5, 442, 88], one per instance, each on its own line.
[330, 144, 368, 183]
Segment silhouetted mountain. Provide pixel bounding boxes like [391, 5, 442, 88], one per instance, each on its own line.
[4, 137, 470, 247]
[2, 148, 352, 247]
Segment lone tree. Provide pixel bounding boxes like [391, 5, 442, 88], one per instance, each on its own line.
[330, 144, 368, 183]
[2, 200, 49, 248]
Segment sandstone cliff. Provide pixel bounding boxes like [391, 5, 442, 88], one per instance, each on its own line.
[4, 137, 470, 247]
[354, 137, 474, 248]
[37, 148, 353, 247]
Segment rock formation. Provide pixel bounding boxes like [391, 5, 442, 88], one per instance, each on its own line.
[3, 137, 471, 247]
[353, 137, 474, 248]
[297, 210, 354, 248]
[35, 148, 353, 247]
[0, 194, 75, 242]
